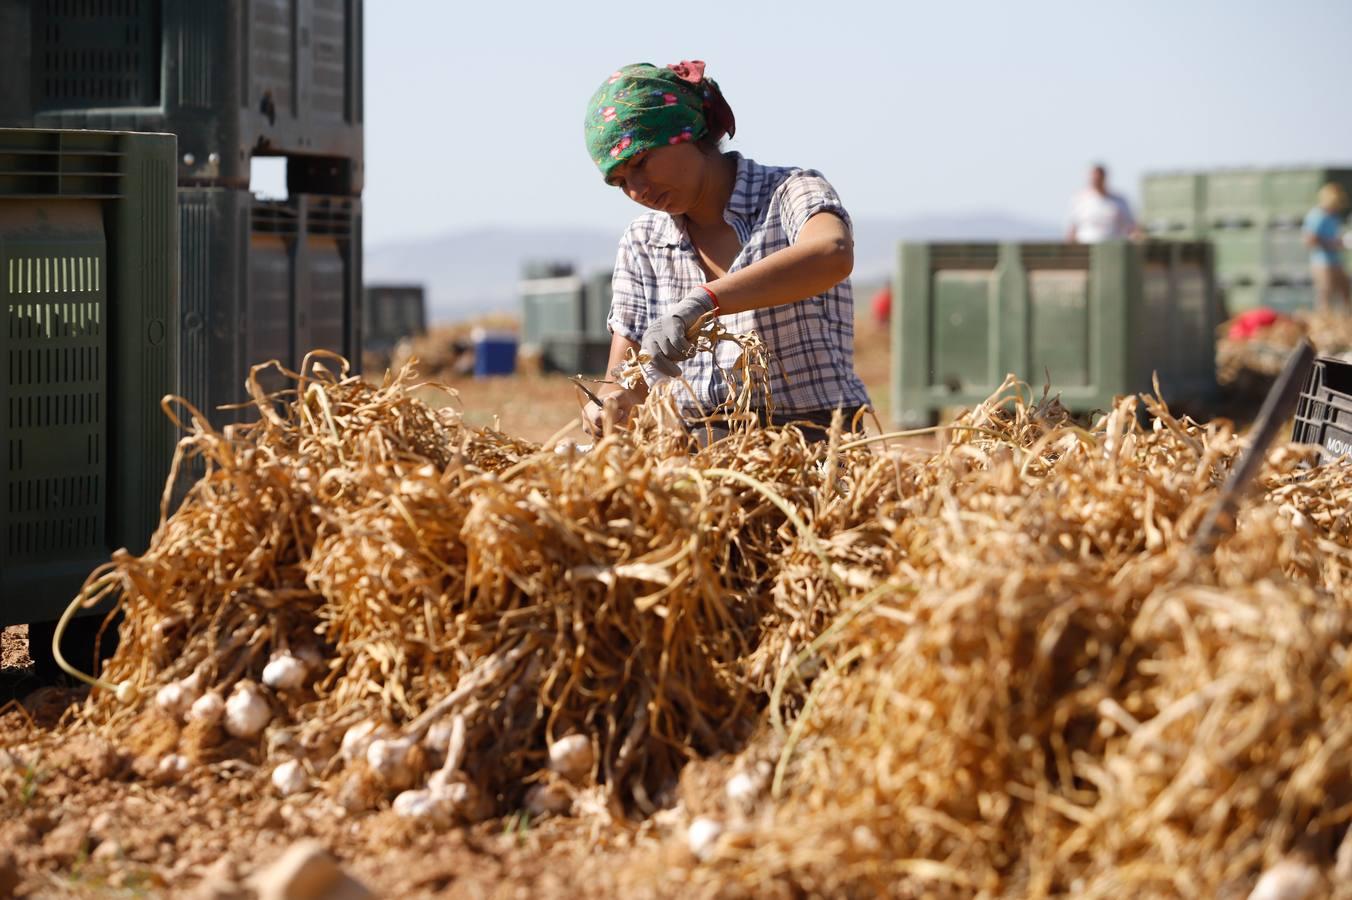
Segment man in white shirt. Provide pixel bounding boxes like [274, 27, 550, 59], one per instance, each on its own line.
[1066, 163, 1142, 243]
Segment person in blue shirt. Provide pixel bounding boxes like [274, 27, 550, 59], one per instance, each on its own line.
[1304, 183, 1349, 312]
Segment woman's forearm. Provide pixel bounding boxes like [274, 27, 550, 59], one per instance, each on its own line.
[708, 212, 853, 315]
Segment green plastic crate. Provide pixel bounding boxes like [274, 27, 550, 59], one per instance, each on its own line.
[1266, 227, 1312, 283]
[0, 128, 178, 627]
[1142, 172, 1207, 236]
[1222, 281, 1315, 315]
[892, 240, 1219, 428]
[1207, 170, 1269, 228]
[521, 275, 584, 347]
[1210, 227, 1268, 285]
[1266, 168, 1352, 227]
[583, 270, 613, 340]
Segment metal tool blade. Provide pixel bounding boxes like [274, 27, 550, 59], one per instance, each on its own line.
[569, 376, 605, 408]
[1191, 338, 1315, 554]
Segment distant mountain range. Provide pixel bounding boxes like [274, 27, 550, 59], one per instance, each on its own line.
[364, 213, 1060, 323]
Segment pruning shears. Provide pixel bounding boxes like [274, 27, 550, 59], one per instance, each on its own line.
[569, 376, 606, 408]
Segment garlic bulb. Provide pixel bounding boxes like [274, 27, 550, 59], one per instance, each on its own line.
[440, 779, 491, 823]
[155, 668, 205, 719]
[524, 782, 572, 817]
[180, 668, 204, 698]
[156, 754, 190, 779]
[426, 767, 461, 795]
[224, 681, 272, 739]
[392, 789, 450, 827]
[340, 721, 378, 761]
[261, 652, 308, 691]
[687, 817, 723, 862]
[188, 691, 225, 725]
[366, 737, 417, 789]
[155, 682, 190, 718]
[271, 760, 309, 797]
[724, 772, 760, 807]
[547, 734, 593, 783]
[1248, 859, 1320, 900]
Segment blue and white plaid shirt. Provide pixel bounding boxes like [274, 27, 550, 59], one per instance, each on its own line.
[607, 153, 871, 417]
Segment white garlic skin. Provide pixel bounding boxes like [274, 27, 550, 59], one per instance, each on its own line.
[393, 789, 450, 827]
[438, 779, 473, 807]
[156, 668, 207, 719]
[340, 721, 378, 761]
[271, 760, 309, 797]
[157, 754, 190, 776]
[1248, 860, 1320, 900]
[687, 817, 723, 861]
[188, 691, 225, 725]
[224, 681, 272, 739]
[366, 737, 416, 787]
[725, 772, 760, 806]
[427, 767, 461, 795]
[261, 653, 308, 691]
[426, 770, 484, 820]
[179, 668, 204, 699]
[546, 734, 593, 782]
[524, 782, 572, 817]
[155, 682, 189, 718]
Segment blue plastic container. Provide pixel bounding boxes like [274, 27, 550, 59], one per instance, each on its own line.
[473, 330, 518, 378]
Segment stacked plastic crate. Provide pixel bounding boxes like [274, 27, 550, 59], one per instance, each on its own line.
[519, 262, 612, 375]
[0, 0, 365, 427]
[1143, 167, 1352, 314]
[891, 240, 1220, 429]
[0, 127, 179, 633]
[363, 285, 427, 357]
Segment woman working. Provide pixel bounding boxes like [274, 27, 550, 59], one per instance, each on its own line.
[580, 60, 870, 442]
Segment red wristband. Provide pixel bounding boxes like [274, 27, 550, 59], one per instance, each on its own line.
[701, 284, 720, 311]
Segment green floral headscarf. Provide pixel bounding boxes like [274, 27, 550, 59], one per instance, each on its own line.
[584, 60, 736, 182]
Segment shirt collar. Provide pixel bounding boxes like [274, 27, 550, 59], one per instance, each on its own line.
[650, 152, 761, 247]
[723, 152, 760, 218]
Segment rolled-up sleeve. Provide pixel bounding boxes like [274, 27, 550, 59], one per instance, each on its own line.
[607, 224, 653, 343]
[778, 171, 853, 246]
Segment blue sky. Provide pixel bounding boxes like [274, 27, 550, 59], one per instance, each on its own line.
[353, 0, 1352, 246]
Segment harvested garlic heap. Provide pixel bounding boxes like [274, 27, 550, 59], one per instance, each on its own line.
[80, 354, 834, 830]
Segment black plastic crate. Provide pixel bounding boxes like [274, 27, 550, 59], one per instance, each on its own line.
[363, 284, 426, 354]
[1, 127, 178, 627]
[0, 0, 364, 194]
[178, 187, 361, 429]
[1292, 356, 1352, 462]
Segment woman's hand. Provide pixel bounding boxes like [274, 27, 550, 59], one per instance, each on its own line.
[639, 288, 716, 376]
[581, 387, 643, 437]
